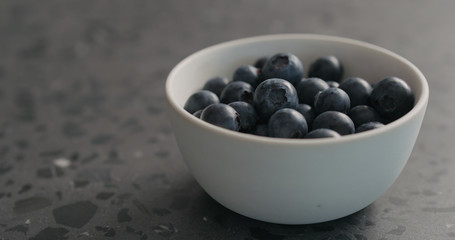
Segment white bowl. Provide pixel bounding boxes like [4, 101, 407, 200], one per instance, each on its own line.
[165, 34, 429, 224]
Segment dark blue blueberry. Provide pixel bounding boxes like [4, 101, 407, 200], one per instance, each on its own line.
[305, 128, 340, 138]
[314, 87, 350, 114]
[326, 81, 339, 88]
[295, 77, 330, 106]
[356, 121, 385, 133]
[254, 56, 269, 69]
[233, 65, 260, 88]
[200, 103, 240, 131]
[312, 111, 355, 135]
[339, 77, 373, 107]
[228, 101, 258, 133]
[184, 90, 219, 114]
[193, 109, 203, 118]
[268, 108, 308, 138]
[220, 81, 254, 104]
[369, 77, 414, 121]
[348, 105, 382, 127]
[203, 76, 230, 97]
[261, 53, 304, 86]
[253, 123, 268, 137]
[308, 55, 344, 82]
[253, 78, 299, 121]
[296, 104, 315, 127]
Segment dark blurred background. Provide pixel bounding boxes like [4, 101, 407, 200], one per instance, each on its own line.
[1, 1, 455, 239]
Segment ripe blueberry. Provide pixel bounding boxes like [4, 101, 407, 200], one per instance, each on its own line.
[296, 103, 315, 128]
[228, 101, 258, 133]
[339, 77, 372, 107]
[233, 65, 260, 88]
[193, 109, 203, 118]
[356, 121, 385, 133]
[200, 103, 240, 131]
[184, 90, 219, 114]
[220, 81, 254, 104]
[261, 53, 304, 86]
[268, 108, 308, 138]
[312, 111, 355, 135]
[308, 55, 344, 82]
[326, 81, 339, 88]
[253, 123, 268, 137]
[348, 105, 382, 128]
[295, 77, 329, 106]
[254, 56, 269, 69]
[305, 128, 341, 138]
[369, 77, 414, 121]
[203, 76, 230, 97]
[253, 78, 299, 121]
[314, 87, 350, 114]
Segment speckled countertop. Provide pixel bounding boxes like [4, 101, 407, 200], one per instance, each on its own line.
[0, 1, 454, 239]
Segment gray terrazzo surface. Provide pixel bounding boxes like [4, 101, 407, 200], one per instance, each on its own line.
[1, 0, 455, 239]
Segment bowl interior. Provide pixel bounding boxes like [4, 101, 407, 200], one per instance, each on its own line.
[167, 35, 426, 113]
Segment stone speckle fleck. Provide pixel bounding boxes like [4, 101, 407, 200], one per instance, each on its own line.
[118, 208, 133, 223]
[52, 201, 98, 228]
[132, 199, 152, 216]
[152, 208, 171, 216]
[126, 226, 148, 240]
[96, 192, 115, 200]
[17, 184, 32, 194]
[29, 227, 69, 240]
[13, 196, 53, 215]
[153, 223, 177, 238]
[5, 224, 28, 235]
[73, 180, 90, 188]
[95, 226, 116, 237]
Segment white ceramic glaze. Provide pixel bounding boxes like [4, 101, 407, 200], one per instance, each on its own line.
[165, 34, 429, 224]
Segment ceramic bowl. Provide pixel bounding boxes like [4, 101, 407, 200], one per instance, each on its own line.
[165, 34, 429, 224]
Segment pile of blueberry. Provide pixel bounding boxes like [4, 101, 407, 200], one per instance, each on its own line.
[184, 53, 415, 139]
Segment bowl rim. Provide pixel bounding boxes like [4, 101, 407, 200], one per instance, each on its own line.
[165, 33, 429, 146]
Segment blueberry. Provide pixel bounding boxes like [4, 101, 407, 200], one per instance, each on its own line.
[253, 78, 299, 121]
[369, 77, 414, 121]
[200, 103, 240, 131]
[184, 90, 219, 114]
[314, 87, 350, 114]
[348, 105, 383, 128]
[261, 53, 304, 86]
[220, 81, 254, 104]
[326, 81, 339, 88]
[308, 55, 344, 82]
[253, 123, 268, 137]
[356, 121, 385, 133]
[228, 101, 258, 133]
[295, 77, 330, 106]
[193, 109, 203, 118]
[312, 111, 355, 135]
[233, 65, 260, 88]
[296, 103, 315, 127]
[203, 76, 230, 97]
[268, 108, 308, 138]
[339, 77, 373, 107]
[254, 56, 269, 69]
[305, 128, 341, 139]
